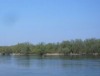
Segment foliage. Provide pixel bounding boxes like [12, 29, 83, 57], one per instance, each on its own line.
[0, 38, 100, 55]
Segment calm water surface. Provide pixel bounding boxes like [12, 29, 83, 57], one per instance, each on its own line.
[0, 55, 100, 76]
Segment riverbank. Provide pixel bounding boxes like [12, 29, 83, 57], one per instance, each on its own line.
[0, 39, 100, 56]
[1, 53, 99, 56]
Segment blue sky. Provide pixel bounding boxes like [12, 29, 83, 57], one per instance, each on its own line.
[0, 0, 100, 45]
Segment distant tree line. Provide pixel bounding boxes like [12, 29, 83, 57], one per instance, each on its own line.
[0, 38, 100, 56]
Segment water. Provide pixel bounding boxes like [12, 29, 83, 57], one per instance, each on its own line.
[0, 55, 100, 76]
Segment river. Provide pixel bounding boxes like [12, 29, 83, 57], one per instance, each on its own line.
[0, 55, 100, 76]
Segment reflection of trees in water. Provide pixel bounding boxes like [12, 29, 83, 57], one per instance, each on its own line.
[14, 55, 31, 68]
[13, 55, 47, 68]
[36, 57, 46, 68]
[0, 55, 100, 70]
[61, 55, 100, 68]
[0, 55, 12, 64]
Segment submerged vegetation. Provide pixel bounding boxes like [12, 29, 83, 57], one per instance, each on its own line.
[0, 38, 100, 56]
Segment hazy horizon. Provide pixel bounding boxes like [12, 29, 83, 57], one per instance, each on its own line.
[0, 0, 100, 46]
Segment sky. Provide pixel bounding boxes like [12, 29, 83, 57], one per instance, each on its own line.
[0, 0, 100, 46]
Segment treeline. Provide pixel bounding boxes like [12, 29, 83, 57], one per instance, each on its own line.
[0, 38, 100, 56]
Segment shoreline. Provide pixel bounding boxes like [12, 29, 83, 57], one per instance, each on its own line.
[0, 53, 99, 56]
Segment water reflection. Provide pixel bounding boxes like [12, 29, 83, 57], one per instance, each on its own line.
[0, 55, 100, 68]
[0, 55, 12, 64]
[13, 55, 49, 68]
[0, 55, 100, 76]
[13, 55, 31, 68]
